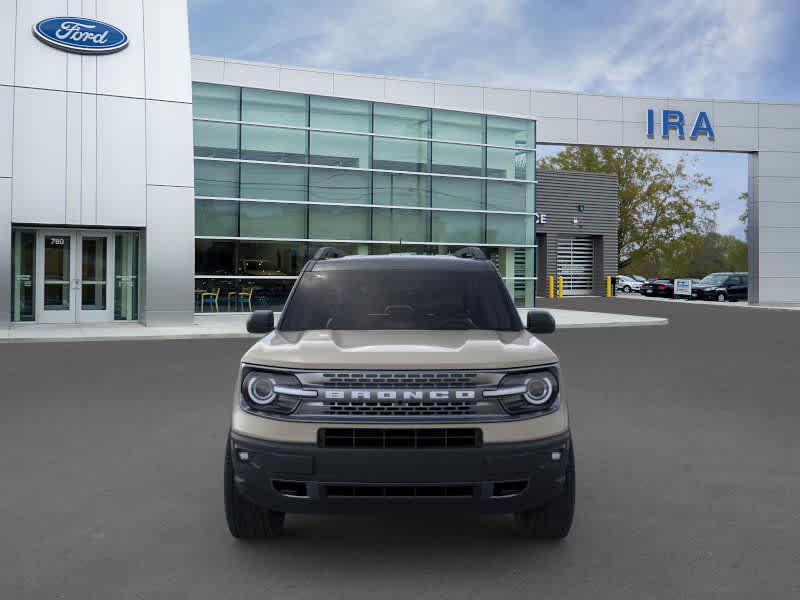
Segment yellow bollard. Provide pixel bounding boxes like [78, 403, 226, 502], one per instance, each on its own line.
[548, 275, 555, 299]
[557, 276, 564, 298]
[606, 276, 612, 297]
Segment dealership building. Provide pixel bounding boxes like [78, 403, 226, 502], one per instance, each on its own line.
[2, 2, 800, 327]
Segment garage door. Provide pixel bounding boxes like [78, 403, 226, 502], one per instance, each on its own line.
[557, 236, 594, 296]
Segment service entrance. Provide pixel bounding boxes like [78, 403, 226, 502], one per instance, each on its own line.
[557, 236, 594, 296]
[36, 230, 114, 323]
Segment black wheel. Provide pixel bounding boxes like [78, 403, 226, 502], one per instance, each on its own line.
[716, 292, 727, 302]
[224, 437, 285, 539]
[623, 285, 632, 293]
[513, 446, 575, 539]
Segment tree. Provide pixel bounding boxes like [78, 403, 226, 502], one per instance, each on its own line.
[538, 147, 718, 271]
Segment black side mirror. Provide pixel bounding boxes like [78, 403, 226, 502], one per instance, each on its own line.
[246, 310, 275, 334]
[526, 309, 556, 334]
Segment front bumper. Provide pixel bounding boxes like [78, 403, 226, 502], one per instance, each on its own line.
[229, 430, 572, 514]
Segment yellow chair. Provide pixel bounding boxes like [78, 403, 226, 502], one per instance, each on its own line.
[237, 287, 254, 312]
[200, 288, 220, 312]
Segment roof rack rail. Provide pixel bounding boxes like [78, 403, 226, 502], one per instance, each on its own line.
[452, 247, 487, 260]
[312, 247, 347, 260]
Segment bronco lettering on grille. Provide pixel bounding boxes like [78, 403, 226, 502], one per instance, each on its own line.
[322, 390, 477, 401]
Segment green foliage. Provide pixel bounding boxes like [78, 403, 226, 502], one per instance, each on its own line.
[538, 146, 718, 270]
[623, 232, 747, 278]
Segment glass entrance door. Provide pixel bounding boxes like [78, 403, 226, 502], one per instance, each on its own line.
[35, 231, 114, 323]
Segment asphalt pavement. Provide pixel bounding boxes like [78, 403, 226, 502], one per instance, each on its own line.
[1, 297, 799, 599]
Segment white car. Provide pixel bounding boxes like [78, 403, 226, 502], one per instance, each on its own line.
[616, 275, 643, 293]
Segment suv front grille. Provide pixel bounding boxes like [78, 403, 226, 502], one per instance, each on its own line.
[325, 399, 476, 417]
[318, 428, 482, 449]
[317, 372, 479, 388]
[324, 484, 476, 498]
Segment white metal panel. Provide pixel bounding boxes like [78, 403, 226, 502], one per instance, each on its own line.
[758, 226, 800, 251]
[758, 277, 800, 304]
[435, 82, 484, 112]
[142, 0, 191, 102]
[757, 152, 800, 178]
[81, 92, 97, 224]
[756, 177, 800, 206]
[758, 202, 800, 228]
[333, 73, 384, 101]
[385, 77, 435, 107]
[65, 91, 82, 223]
[758, 252, 800, 277]
[11, 87, 67, 224]
[713, 126, 757, 152]
[14, 0, 69, 90]
[557, 236, 594, 296]
[96, 0, 146, 98]
[279, 67, 334, 95]
[759, 128, 800, 153]
[0, 0, 15, 85]
[577, 119, 623, 146]
[532, 91, 577, 119]
[144, 184, 194, 324]
[146, 99, 194, 187]
[578, 94, 622, 121]
[713, 101, 757, 128]
[621, 96, 655, 123]
[621, 121, 666, 148]
[96, 95, 146, 226]
[191, 57, 225, 83]
[484, 87, 530, 117]
[758, 103, 800, 129]
[223, 60, 279, 89]
[0, 85, 12, 178]
[536, 117, 578, 145]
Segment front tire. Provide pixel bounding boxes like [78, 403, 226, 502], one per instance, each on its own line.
[513, 446, 575, 539]
[717, 292, 727, 302]
[224, 436, 285, 539]
[623, 285, 632, 293]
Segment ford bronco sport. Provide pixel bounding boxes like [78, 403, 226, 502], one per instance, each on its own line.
[224, 247, 574, 539]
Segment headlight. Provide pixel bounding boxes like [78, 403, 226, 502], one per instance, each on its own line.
[240, 367, 316, 414]
[484, 367, 559, 415]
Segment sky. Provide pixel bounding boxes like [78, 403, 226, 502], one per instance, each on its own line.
[188, 0, 800, 240]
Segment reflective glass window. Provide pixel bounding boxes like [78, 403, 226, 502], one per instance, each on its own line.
[114, 232, 139, 321]
[432, 110, 484, 143]
[373, 137, 428, 172]
[194, 160, 239, 198]
[486, 116, 534, 148]
[196, 199, 239, 237]
[374, 103, 429, 137]
[241, 125, 306, 163]
[192, 83, 240, 120]
[195, 240, 236, 275]
[308, 206, 370, 240]
[431, 143, 483, 176]
[373, 208, 430, 242]
[486, 148, 533, 180]
[486, 181, 533, 212]
[11, 230, 35, 322]
[194, 277, 237, 312]
[238, 241, 309, 276]
[240, 163, 307, 201]
[373, 173, 430, 207]
[432, 211, 484, 243]
[487, 214, 532, 245]
[309, 168, 371, 204]
[310, 96, 370, 131]
[431, 177, 484, 210]
[310, 132, 370, 168]
[242, 88, 307, 126]
[193, 121, 239, 158]
[239, 202, 307, 239]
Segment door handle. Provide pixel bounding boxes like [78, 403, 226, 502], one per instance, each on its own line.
[71, 278, 81, 290]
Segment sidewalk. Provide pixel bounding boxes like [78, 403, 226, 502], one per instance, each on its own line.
[1, 308, 667, 343]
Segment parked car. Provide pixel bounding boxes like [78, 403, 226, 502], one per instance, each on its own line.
[616, 274, 643, 293]
[640, 279, 674, 298]
[691, 272, 749, 302]
[630, 275, 647, 283]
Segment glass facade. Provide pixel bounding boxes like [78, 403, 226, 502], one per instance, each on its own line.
[192, 83, 537, 310]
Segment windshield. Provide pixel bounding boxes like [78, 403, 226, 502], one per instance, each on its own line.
[700, 273, 728, 285]
[279, 268, 522, 331]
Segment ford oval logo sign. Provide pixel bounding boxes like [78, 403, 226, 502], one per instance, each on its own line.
[33, 17, 128, 55]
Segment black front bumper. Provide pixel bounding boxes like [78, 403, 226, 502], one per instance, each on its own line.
[229, 430, 572, 514]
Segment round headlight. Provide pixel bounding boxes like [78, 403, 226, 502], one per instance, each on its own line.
[245, 373, 276, 405]
[524, 374, 554, 405]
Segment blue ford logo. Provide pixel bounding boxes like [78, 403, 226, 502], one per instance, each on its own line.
[33, 17, 128, 54]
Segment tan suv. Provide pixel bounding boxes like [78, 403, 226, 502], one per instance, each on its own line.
[224, 247, 574, 539]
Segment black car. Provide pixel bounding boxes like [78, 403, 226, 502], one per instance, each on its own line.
[640, 279, 674, 298]
[691, 272, 748, 302]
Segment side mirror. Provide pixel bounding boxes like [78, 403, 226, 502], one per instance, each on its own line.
[246, 310, 275, 334]
[526, 309, 556, 334]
